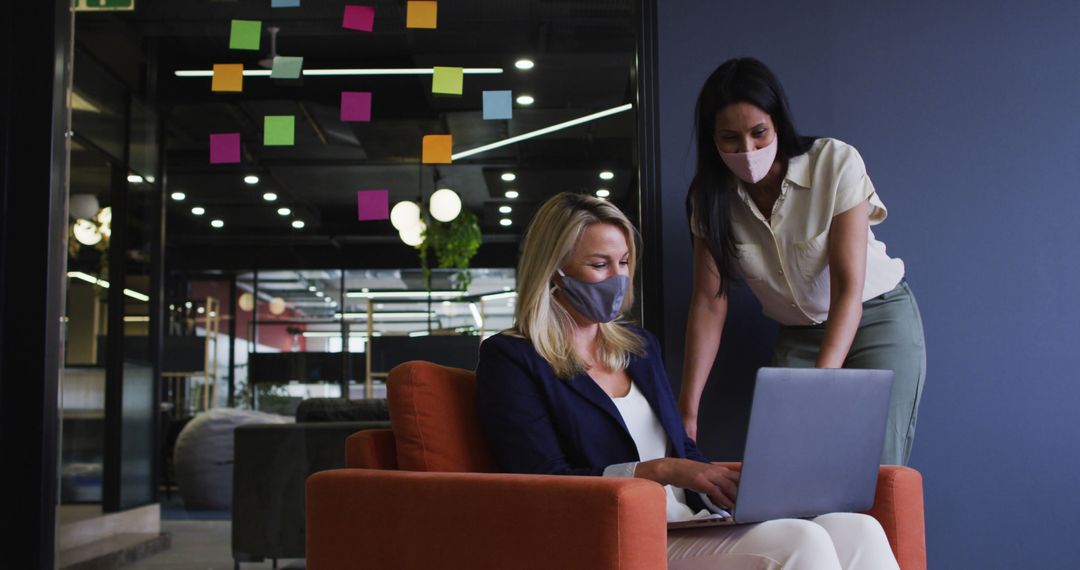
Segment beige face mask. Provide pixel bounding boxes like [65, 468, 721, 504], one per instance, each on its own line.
[716, 135, 778, 183]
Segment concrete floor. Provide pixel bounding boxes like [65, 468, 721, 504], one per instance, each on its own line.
[126, 520, 304, 570]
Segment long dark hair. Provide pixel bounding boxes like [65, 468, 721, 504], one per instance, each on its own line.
[686, 57, 812, 296]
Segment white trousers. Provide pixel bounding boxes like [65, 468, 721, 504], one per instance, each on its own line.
[667, 513, 900, 570]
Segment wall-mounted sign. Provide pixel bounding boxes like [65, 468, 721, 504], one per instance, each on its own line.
[72, 0, 135, 11]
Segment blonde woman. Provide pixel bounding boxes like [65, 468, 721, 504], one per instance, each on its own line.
[475, 192, 899, 569]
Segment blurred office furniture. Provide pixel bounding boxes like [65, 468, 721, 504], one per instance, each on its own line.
[232, 398, 390, 567]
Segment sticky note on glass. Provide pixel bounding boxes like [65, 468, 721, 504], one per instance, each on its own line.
[229, 20, 262, 51]
[271, 56, 303, 79]
[343, 5, 375, 31]
[271, 0, 300, 7]
[422, 135, 452, 164]
[210, 133, 241, 164]
[357, 190, 389, 221]
[406, 1, 437, 29]
[340, 92, 372, 122]
[211, 64, 244, 92]
[264, 116, 296, 146]
[483, 90, 513, 120]
[432, 66, 463, 95]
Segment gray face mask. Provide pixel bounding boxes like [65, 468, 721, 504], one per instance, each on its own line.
[555, 268, 629, 323]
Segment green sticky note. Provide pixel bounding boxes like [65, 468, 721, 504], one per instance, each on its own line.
[432, 66, 463, 95]
[264, 116, 295, 146]
[230, 20, 262, 51]
[271, 56, 304, 79]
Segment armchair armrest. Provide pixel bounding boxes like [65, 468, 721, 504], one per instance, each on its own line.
[306, 469, 666, 570]
[865, 466, 926, 570]
[345, 428, 397, 469]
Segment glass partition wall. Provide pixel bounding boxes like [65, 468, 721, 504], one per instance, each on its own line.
[61, 0, 643, 566]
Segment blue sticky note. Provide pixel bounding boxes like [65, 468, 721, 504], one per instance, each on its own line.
[483, 90, 513, 120]
[272, 0, 301, 7]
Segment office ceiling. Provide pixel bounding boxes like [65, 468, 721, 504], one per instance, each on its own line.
[74, 0, 640, 273]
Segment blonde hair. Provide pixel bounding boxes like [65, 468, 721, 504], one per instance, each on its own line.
[510, 192, 646, 378]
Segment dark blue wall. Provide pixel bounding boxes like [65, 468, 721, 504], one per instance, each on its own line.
[655, 2, 1080, 567]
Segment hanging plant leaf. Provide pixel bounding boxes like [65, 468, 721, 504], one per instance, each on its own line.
[416, 209, 482, 291]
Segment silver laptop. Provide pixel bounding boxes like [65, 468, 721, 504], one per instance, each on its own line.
[669, 367, 893, 528]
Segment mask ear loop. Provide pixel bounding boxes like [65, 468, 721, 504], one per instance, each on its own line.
[550, 268, 566, 293]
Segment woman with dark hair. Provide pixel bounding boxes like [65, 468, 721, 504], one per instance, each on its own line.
[679, 58, 926, 466]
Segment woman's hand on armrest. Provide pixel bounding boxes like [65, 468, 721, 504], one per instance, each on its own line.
[635, 458, 740, 509]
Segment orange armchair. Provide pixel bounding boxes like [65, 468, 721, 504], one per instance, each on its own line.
[307, 361, 927, 570]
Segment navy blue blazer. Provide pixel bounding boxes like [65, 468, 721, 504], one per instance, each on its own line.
[475, 325, 710, 480]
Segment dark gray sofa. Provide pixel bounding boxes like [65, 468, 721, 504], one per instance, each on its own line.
[231, 399, 390, 567]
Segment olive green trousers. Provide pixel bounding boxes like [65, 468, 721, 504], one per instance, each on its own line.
[772, 280, 926, 465]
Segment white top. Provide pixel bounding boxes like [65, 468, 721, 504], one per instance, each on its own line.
[606, 381, 714, 522]
[691, 138, 905, 325]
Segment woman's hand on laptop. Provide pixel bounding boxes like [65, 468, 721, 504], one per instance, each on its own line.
[637, 458, 740, 509]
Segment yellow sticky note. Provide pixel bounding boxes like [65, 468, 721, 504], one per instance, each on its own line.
[212, 64, 244, 92]
[422, 135, 452, 164]
[432, 66, 463, 95]
[406, 1, 437, 29]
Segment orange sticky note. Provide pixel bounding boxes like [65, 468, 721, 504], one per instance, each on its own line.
[406, 1, 437, 29]
[422, 135, 452, 164]
[212, 64, 244, 92]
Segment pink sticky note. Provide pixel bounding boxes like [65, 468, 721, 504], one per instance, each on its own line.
[210, 133, 241, 164]
[357, 190, 389, 221]
[342, 5, 375, 31]
[340, 92, 372, 122]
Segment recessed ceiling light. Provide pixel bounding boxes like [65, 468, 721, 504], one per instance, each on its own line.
[499, 218, 512, 227]
[599, 171, 614, 180]
[516, 95, 535, 105]
[146, 176, 156, 183]
[191, 206, 206, 216]
[263, 192, 278, 201]
[308, 285, 317, 291]
[501, 172, 516, 182]
[211, 219, 224, 228]
[595, 189, 610, 198]
[504, 190, 519, 199]
[498, 205, 512, 214]
[315, 291, 324, 297]
[292, 220, 305, 229]
[171, 192, 186, 201]
[127, 174, 143, 184]
[324, 297, 332, 303]
[244, 175, 260, 185]
[514, 59, 534, 70]
[277, 207, 291, 216]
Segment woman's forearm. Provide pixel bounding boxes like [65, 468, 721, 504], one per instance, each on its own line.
[680, 298, 726, 417]
[817, 292, 861, 368]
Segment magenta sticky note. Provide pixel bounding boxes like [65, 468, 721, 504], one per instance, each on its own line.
[340, 92, 372, 122]
[342, 5, 375, 31]
[357, 190, 389, 221]
[210, 133, 241, 164]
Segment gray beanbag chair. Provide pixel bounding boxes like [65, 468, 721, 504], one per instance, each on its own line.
[173, 408, 292, 510]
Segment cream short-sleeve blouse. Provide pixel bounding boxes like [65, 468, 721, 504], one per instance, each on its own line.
[691, 138, 905, 326]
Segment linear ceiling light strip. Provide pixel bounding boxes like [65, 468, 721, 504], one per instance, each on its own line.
[451, 103, 634, 161]
[173, 68, 504, 77]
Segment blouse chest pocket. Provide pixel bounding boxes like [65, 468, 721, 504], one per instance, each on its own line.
[735, 243, 767, 281]
[792, 232, 830, 282]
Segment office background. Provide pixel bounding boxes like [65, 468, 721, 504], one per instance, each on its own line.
[655, 1, 1080, 567]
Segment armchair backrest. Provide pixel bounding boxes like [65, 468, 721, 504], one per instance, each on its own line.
[386, 360, 496, 473]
